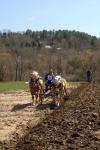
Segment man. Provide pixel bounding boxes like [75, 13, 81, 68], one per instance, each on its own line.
[86, 70, 92, 82]
[44, 68, 55, 93]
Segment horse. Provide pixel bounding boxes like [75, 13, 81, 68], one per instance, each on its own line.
[29, 71, 44, 105]
[51, 75, 69, 106]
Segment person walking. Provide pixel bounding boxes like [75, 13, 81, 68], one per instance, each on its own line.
[86, 69, 92, 82]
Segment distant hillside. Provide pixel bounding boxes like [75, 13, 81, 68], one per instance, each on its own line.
[0, 29, 100, 81]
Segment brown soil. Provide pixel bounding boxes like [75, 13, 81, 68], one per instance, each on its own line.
[0, 89, 55, 149]
[1, 83, 100, 150]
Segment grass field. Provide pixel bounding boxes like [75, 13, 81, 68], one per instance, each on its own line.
[68, 81, 82, 86]
[0, 81, 82, 91]
[0, 81, 29, 91]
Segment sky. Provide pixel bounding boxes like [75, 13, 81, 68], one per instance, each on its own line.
[0, 0, 100, 37]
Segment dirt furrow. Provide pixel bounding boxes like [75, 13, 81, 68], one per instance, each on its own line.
[6, 83, 99, 150]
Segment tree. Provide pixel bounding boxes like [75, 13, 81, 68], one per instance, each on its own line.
[0, 53, 13, 81]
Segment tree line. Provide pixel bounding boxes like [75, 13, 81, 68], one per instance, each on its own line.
[0, 29, 100, 81]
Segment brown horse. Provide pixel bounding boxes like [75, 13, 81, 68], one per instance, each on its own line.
[29, 71, 44, 105]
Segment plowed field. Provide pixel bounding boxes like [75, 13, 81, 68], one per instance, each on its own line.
[0, 83, 100, 150]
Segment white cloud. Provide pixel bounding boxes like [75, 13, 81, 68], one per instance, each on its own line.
[26, 16, 35, 21]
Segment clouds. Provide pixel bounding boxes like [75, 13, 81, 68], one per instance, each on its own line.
[26, 16, 36, 21]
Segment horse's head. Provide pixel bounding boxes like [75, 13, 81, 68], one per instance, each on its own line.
[30, 70, 39, 80]
[53, 75, 62, 86]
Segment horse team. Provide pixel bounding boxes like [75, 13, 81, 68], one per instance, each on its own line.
[29, 70, 69, 106]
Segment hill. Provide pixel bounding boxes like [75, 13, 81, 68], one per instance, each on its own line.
[0, 30, 100, 81]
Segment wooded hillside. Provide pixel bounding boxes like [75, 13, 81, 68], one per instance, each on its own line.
[0, 29, 100, 81]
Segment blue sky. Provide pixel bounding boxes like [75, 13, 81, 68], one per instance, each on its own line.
[0, 0, 100, 37]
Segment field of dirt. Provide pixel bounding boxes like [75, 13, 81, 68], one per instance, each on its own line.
[0, 83, 100, 150]
[0, 89, 55, 145]
[0, 85, 76, 149]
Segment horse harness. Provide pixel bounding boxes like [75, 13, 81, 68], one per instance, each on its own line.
[30, 78, 42, 93]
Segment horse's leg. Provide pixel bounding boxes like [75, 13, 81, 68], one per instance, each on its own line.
[39, 89, 43, 104]
[35, 93, 38, 105]
[60, 91, 63, 106]
[30, 88, 35, 105]
[60, 89, 63, 106]
[52, 94, 56, 107]
[32, 95, 35, 105]
[57, 92, 61, 106]
[39, 94, 42, 104]
[52, 88, 57, 106]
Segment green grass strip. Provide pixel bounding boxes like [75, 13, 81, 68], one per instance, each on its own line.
[0, 81, 83, 92]
[0, 81, 29, 91]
